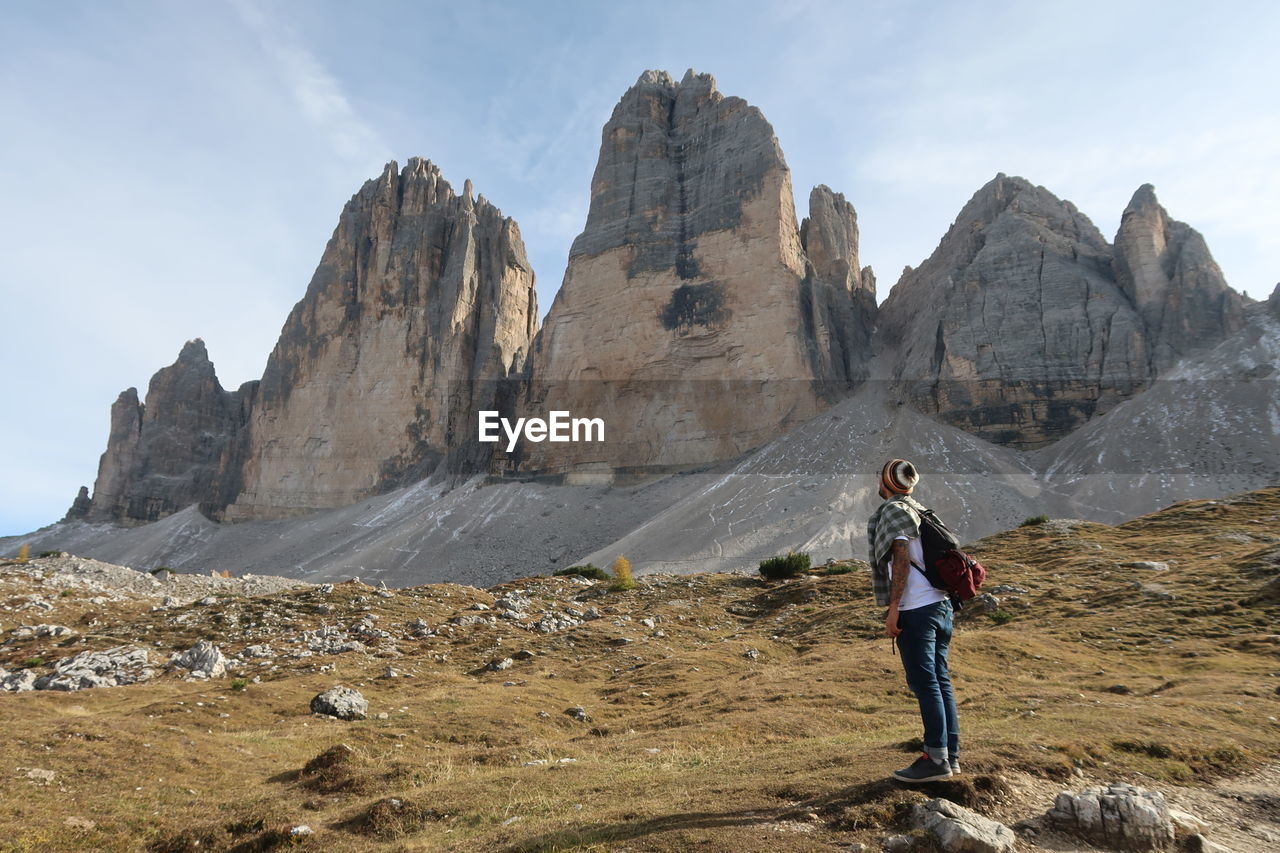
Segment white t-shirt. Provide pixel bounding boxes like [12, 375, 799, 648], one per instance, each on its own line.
[888, 535, 947, 611]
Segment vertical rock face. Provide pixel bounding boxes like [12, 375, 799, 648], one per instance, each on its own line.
[85, 340, 249, 524]
[1266, 283, 1280, 321]
[84, 388, 144, 522]
[518, 70, 873, 478]
[1113, 184, 1249, 371]
[800, 185, 877, 390]
[223, 158, 538, 520]
[63, 486, 92, 521]
[878, 174, 1152, 448]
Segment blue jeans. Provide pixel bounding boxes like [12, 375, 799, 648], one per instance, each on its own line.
[896, 598, 959, 762]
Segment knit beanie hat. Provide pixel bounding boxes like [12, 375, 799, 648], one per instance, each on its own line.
[881, 459, 919, 495]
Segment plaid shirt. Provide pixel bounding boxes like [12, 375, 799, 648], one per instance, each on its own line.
[866, 494, 925, 607]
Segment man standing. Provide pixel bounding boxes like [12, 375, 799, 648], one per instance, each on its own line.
[867, 458, 959, 783]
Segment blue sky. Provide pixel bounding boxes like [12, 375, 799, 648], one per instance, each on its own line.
[2, 0, 1277, 536]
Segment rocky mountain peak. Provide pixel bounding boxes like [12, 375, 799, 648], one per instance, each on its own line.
[1113, 183, 1248, 370]
[223, 158, 539, 520]
[84, 342, 249, 524]
[520, 70, 874, 477]
[175, 337, 212, 365]
[878, 175, 1147, 448]
[801, 185, 865, 296]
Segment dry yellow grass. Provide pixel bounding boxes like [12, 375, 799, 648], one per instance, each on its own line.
[0, 489, 1277, 851]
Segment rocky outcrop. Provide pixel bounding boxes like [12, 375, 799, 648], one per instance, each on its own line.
[801, 185, 877, 390]
[1113, 184, 1248, 371]
[84, 340, 251, 524]
[909, 798, 1016, 853]
[83, 388, 144, 522]
[878, 174, 1154, 448]
[170, 639, 227, 678]
[223, 158, 538, 520]
[310, 686, 368, 720]
[1265, 282, 1280, 321]
[1048, 783, 1176, 850]
[517, 70, 873, 479]
[879, 176, 1252, 449]
[63, 486, 92, 521]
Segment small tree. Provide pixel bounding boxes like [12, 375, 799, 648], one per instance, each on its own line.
[1020, 514, 1049, 527]
[15, 544, 30, 564]
[609, 555, 636, 591]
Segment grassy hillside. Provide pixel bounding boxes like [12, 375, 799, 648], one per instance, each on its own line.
[1, 489, 1278, 851]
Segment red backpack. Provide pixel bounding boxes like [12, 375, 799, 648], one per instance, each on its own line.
[910, 504, 986, 604]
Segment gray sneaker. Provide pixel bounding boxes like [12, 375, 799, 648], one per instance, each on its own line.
[893, 754, 952, 784]
[949, 757, 961, 775]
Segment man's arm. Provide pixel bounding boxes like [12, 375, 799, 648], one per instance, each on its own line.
[885, 538, 910, 637]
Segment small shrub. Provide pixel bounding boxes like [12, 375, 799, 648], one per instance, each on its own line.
[38, 550, 63, 559]
[1020, 514, 1049, 527]
[758, 551, 811, 580]
[23, 657, 45, 668]
[1114, 740, 1174, 759]
[230, 678, 248, 692]
[553, 564, 609, 582]
[989, 609, 1014, 625]
[150, 566, 174, 576]
[59, 589, 74, 598]
[608, 555, 636, 591]
[15, 544, 30, 564]
[821, 564, 855, 575]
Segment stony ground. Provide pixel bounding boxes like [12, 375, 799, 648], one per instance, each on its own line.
[0, 489, 1277, 851]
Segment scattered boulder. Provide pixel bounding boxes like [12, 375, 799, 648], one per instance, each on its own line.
[495, 594, 532, 613]
[301, 625, 367, 655]
[564, 706, 591, 722]
[33, 646, 153, 691]
[1, 669, 38, 692]
[532, 612, 583, 633]
[13, 624, 75, 639]
[486, 657, 514, 671]
[1127, 561, 1170, 572]
[1047, 783, 1175, 850]
[957, 593, 1000, 620]
[910, 797, 1016, 853]
[311, 686, 368, 720]
[171, 639, 227, 678]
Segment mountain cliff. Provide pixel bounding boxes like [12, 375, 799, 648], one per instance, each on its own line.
[75, 159, 539, 525]
[877, 175, 1248, 448]
[1112, 183, 1248, 371]
[56, 70, 1264, 544]
[517, 70, 875, 479]
[224, 158, 538, 520]
[80, 340, 253, 525]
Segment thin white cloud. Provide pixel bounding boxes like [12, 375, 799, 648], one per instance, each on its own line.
[228, 0, 390, 164]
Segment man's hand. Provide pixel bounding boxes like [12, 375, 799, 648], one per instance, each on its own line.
[885, 603, 901, 637]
